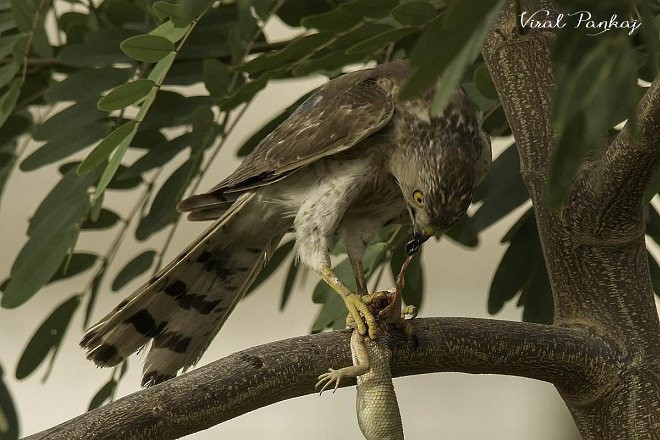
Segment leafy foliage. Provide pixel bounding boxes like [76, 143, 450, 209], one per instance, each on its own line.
[0, 0, 657, 436]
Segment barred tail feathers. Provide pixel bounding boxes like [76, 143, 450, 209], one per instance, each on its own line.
[81, 194, 287, 385]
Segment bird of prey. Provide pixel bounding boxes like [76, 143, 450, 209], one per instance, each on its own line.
[81, 59, 491, 387]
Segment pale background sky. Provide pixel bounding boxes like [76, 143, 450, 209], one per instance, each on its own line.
[2, 9, 656, 440]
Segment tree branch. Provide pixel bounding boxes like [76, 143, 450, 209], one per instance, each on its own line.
[564, 77, 660, 241]
[599, 77, 660, 215]
[26, 318, 620, 440]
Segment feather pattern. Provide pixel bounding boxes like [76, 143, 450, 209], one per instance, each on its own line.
[81, 194, 289, 385]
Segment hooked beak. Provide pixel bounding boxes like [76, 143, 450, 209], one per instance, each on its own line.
[406, 231, 431, 256]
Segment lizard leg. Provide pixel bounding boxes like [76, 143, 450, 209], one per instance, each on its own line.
[320, 266, 379, 339]
[316, 332, 370, 394]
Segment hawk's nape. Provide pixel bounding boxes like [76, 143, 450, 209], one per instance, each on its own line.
[81, 59, 491, 386]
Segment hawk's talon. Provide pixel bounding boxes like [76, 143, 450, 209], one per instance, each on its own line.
[316, 368, 343, 394]
[344, 293, 379, 339]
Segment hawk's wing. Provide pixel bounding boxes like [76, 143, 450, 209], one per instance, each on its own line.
[214, 71, 397, 193]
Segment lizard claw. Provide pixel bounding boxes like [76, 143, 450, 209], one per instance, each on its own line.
[402, 305, 417, 319]
[316, 368, 343, 395]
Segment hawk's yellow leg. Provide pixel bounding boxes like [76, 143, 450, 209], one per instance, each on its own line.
[320, 266, 379, 339]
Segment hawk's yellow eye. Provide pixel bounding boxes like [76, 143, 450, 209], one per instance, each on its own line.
[413, 190, 424, 207]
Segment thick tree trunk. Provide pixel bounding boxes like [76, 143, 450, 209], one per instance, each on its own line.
[481, 1, 660, 439]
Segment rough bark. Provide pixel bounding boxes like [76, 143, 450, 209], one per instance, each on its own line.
[25, 318, 621, 440]
[481, 1, 660, 439]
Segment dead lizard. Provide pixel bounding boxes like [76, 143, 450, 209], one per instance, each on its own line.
[316, 256, 417, 440]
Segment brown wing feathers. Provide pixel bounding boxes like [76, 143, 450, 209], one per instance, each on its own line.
[82, 60, 409, 386]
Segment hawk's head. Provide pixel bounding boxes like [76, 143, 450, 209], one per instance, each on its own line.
[390, 94, 486, 255]
[393, 142, 476, 254]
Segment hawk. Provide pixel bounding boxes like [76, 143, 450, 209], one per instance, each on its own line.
[81, 60, 491, 386]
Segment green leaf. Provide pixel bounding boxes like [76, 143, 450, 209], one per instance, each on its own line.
[149, 20, 190, 43]
[3, 227, 80, 308]
[135, 156, 201, 240]
[20, 122, 109, 172]
[140, 92, 212, 130]
[217, 75, 270, 111]
[121, 34, 174, 63]
[391, 1, 436, 26]
[82, 208, 120, 230]
[0, 35, 20, 60]
[0, 79, 21, 128]
[240, 33, 334, 75]
[111, 250, 156, 291]
[473, 144, 529, 231]
[552, 39, 611, 137]
[90, 192, 103, 222]
[445, 214, 479, 247]
[276, 0, 333, 27]
[346, 27, 417, 55]
[3, 169, 97, 308]
[248, 240, 295, 295]
[181, 0, 214, 21]
[27, 168, 97, 237]
[645, 204, 660, 245]
[280, 259, 299, 311]
[549, 38, 637, 208]
[0, 151, 16, 211]
[400, 0, 503, 106]
[33, 99, 106, 141]
[83, 267, 105, 328]
[0, 364, 19, 440]
[120, 133, 190, 179]
[59, 29, 137, 67]
[362, 242, 388, 276]
[93, 130, 135, 200]
[10, 0, 35, 33]
[107, 169, 142, 191]
[49, 252, 97, 283]
[648, 251, 660, 298]
[153, 1, 188, 26]
[520, 262, 554, 325]
[0, 11, 17, 33]
[203, 59, 231, 97]
[342, 0, 398, 19]
[303, 0, 395, 31]
[312, 291, 347, 332]
[98, 79, 155, 111]
[15, 296, 80, 379]
[481, 104, 511, 137]
[488, 212, 540, 314]
[88, 380, 117, 410]
[45, 67, 132, 104]
[0, 63, 18, 89]
[0, 113, 31, 149]
[77, 121, 139, 175]
[473, 64, 497, 100]
[293, 51, 367, 76]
